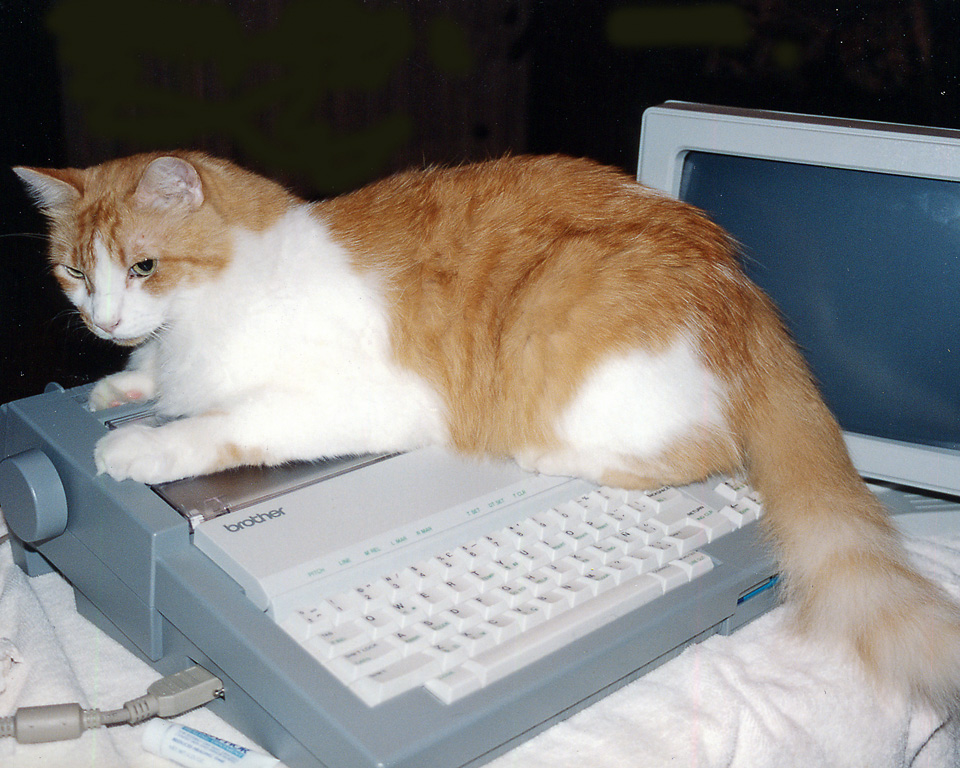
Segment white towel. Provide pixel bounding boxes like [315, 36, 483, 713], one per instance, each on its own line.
[0, 514, 268, 768]
[1, 509, 958, 768]
[489, 534, 960, 768]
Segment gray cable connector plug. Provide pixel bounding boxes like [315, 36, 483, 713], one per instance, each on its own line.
[0, 665, 223, 743]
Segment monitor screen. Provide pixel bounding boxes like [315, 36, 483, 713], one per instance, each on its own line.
[638, 102, 960, 497]
[678, 151, 960, 451]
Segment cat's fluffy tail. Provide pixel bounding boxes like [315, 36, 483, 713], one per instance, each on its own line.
[741, 300, 960, 712]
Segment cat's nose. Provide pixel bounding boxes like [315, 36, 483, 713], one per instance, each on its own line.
[93, 317, 120, 334]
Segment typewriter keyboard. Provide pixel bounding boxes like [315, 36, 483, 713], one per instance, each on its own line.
[276, 480, 763, 706]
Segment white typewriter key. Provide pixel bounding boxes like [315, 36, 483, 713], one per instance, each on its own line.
[645, 539, 681, 566]
[675, 551, 714, 579]
[686, 505, 735, 541]
[496, 582, 531, 609]
[308, 623, 369, 659]
[511, 601, 548, 631]
[605, 557, 643, 581]
[582, 568, 617, 595]
[720, 501, 759, 527]
[649, 564, 688, 593]
[520, 568, 556, 595]
[442, 574, 481, 604]
[424, 667, 483, 704]
[280, 607, 325, 641]
[615, 501, 650, 525]
[534, 589, 576, 618]
[390, 627, 428, 653]
[419, 616, 457, 643]
[444, 603, 483, 632]
[321, 594, 362, 625]
[324, 640, 403, 684]
[641, 486, 684, 512]
[457, 625, 497, 655]
[596, 486, 628, 509]
[388, 599, 426, 627]
[484, 613, 521, 643]
[415, 583, 457, 613]
[359, 608, 400, 639]
[432, 637, 470, 667]
[628, 548, 659, 573]
[352, 652, 445, 706]
[663, 525, 708, 556]
[714, 478, 750, 501]
[558, 578, 595, 606]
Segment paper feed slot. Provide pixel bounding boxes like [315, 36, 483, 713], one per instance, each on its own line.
[152, 453, 397, 524]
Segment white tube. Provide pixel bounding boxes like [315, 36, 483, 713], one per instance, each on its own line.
[142, 720, 279, 768]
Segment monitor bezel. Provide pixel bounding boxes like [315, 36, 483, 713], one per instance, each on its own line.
[637, 101, 960, 499]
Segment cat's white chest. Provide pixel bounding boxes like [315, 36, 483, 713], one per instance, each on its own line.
[153, 207, 446, 450]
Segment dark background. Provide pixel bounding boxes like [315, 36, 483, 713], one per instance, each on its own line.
[3, 0, 957, 405]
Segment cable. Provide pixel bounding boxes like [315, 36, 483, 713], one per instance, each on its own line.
[0, 665, 223, 744]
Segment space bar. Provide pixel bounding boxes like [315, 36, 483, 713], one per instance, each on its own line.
[430, 573, 666, 703]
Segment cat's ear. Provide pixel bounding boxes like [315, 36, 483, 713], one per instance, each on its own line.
[134, 156, 204, 211]
[13, 166, 82, 212]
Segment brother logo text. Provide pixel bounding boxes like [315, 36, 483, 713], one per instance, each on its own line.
[223, 508, 286, 532]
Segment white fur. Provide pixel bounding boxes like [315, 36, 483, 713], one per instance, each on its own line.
[87, 343, 159, 410]
[519, 335, 726, 480]
[93, 205, 447, 482]
[70, 235, 169, 342]
[88, 235, 124, 334]
[89, 210, 727, 484]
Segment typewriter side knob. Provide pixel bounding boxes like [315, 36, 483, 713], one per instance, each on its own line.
[0, 448, 68, 544]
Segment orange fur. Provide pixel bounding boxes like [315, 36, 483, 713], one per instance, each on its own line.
[20, 152, 290, 319]
[19, 152, 960, 711]
[322, 156, 749, 467]
[324, 156, 960, 710]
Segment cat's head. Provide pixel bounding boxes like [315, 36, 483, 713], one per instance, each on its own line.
[15, 153, 231, 346]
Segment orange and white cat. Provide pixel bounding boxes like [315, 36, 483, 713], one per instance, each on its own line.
[15, 152, 960, 710]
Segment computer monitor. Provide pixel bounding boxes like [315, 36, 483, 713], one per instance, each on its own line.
[638, 102, 960, 498]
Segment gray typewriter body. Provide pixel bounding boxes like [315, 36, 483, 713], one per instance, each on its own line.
[0, 383, 778, 768]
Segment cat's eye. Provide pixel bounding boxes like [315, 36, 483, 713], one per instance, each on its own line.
[62, 265, 85, 280]
[130, 259, 157, 278]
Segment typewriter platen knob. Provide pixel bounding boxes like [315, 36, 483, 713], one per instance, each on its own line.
[0, 448, 69, 544]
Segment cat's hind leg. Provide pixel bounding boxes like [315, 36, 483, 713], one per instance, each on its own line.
[515, 447, 662, 489]
[516, 339, 742, 489]
[515, 434, 740, 491]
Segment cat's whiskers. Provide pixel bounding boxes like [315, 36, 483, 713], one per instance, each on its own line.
[0, 232, 48, 241]
[147, 322, 170, 341]
[48, 307, 90, 338]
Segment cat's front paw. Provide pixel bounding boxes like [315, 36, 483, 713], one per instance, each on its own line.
[88, 371, 157, 411]
[95, 424, 194, 484]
